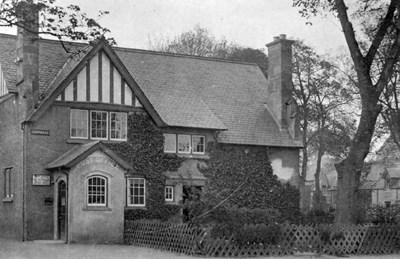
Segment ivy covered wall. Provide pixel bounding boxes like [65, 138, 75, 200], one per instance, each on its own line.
[108, 113, 300, 222]
[108, 112, 183, 220]
[201, 144, 300, 223]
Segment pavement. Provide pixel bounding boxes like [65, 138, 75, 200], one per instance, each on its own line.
[0, 238, 399, 259]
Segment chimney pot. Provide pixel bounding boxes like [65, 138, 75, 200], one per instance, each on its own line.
[279, 34, 287, 40]
[273, 36, 280, 41]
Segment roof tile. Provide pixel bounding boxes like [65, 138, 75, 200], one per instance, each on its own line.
[0, 34, 301, 147]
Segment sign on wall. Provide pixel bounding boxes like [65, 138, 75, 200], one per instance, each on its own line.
[31, 129, 50, 136]
[33, 174, 51, 186]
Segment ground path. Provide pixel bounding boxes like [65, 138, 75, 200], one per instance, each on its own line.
[0, 238, 398, 259]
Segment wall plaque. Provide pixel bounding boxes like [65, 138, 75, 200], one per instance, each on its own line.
[31, 129, 50, 136]
[33, 174, 51, 186]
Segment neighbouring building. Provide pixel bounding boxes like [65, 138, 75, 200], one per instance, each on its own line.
[361, 160, 400, 207]
[0, 10, 302, 243]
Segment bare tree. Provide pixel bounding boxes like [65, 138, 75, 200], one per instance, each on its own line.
[292, 39, 355, 211]
[293, 0, 400, 224]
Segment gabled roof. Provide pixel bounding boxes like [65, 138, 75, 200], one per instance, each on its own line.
[46, 141, 132, 170]
[115, 48, 300, 146]
[361, 162, 386, 190]
[0, 34, 302, 147]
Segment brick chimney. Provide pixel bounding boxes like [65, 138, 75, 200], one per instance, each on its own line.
[16, 0, 39, 113]
[266, 34, 298, 139]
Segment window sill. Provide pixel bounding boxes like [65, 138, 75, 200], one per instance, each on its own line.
[125, 206, 147, 210]
[164, 153, 210, 160]
[83, 206, 111, 211]
[67, 139, 126, 144]
[165, 201, 179, 205]
[3, 197, 13, 203]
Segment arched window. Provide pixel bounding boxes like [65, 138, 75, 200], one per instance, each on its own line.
[87, 176, 107, 206]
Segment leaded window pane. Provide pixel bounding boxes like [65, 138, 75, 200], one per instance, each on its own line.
[178, 134, 191, 153]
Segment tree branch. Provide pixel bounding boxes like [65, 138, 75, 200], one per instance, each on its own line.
[365, 0, 398, 68]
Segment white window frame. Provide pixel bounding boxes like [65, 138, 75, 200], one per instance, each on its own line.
[90, 110, 108, 140]
[110, 112, 127, 141]
[4, 167, 12, 198]
[192, 135, 205, 154]
[127, 178, 146, 207]
[70, 109, 88, 139]
[164, 134, 177, 153]
[165, 186, 174, 202]
[177, 134, 191, 154]
[87, 175, 107, 207]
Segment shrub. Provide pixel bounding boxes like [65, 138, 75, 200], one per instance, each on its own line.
[236, 224, 282, 245]
[211, 222, 282, 245]
[368, 204, 400, 224]
[301, 209, 334, 225]
[201, 144, 301, 223]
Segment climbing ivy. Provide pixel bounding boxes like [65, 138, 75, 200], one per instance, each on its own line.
[107, 112, 300, 223]
[107, 112, 183, 221]
[200, 144, 300, 223]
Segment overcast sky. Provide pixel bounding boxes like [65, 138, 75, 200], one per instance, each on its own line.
[0, 0, 348, 55]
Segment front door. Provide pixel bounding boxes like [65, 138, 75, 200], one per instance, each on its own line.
[57, 180, 67, 240]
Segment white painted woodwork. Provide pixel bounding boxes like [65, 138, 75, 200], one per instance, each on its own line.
[77, 66, 86, 101]
[125, 82, 132, 105]
[102, 54, 110, 103]
[56, 51, 140, 107]
[64, 81, 73, 101]
[135, 97, 142, 107]
[90, 53, 99, 102]
[113, 69, 122, 105]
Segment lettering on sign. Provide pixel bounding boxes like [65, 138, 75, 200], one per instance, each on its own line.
[77, 156, 118, 168]
[33, 174, 51, 186]
[31, 129, 50, 136]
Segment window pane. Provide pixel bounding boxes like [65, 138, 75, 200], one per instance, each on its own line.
[4, 168, 12, 198]
[87, 176, 106, 206]
[127, 178, 145, 206]
[165, 186, 173, 201]
[192, 135, 205, 154]
[91, 111, 108, 139]
[70, 109, 88, 138]
[110, 112, 127, 140]
[178, 135, 191, 153]
[164, 134, 176, 153]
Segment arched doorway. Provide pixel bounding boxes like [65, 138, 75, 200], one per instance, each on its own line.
[57, 180, 67, 240]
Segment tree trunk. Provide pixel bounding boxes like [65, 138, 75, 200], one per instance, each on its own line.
[334, 93, 381, 224]
[299, 144, 309, 211]
[313, 146, 324, 211]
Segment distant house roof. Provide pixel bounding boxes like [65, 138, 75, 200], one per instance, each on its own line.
[361, 162, 386, 190]
[0, 34, 302, 147]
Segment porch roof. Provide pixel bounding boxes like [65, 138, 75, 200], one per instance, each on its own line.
[46, 141, 132, 171]
[164, 159, 208, 186]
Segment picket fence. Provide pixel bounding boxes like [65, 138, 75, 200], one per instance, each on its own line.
[124, 220, 400, 257]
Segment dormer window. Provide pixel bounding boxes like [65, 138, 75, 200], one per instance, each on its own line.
[70, 109, 127, 141]
[163, 134, 205, 155]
